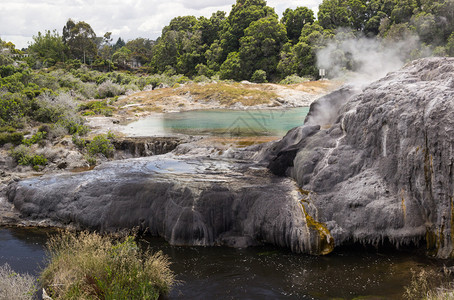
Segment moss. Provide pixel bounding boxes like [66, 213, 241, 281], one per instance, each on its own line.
[298, 189, 334, 255]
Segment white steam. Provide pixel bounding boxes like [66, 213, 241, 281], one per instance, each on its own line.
[316, 30, 429, 88]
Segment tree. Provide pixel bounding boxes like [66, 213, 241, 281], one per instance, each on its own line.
[113, 37, 126, 51]
[62, 19, 97, 64]
[150, 31, 183, 73]
[112, 47, 131, 69]
[282, 7, 315, 43]
[196, 11, 226, 46]
[220, 0, 277, 55]
[28, 30, 68, 66]
[162, 16, 198, 35]
[239, 16, 287, 79]
[125, 38, 154, 65]
[219, 52, 242, 80]
[447, 32, 454, 56]
[389, 0, 417, 24]
[318, 0, 350, 29]
[278, 23, 331, 78]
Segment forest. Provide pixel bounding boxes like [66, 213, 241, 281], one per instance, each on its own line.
[2, 0, 454, 82]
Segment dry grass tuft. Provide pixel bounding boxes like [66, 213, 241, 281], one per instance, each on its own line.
[404, 268, 454, 300]
[0, 263, 37, 300]
[40, 231, 175, 300]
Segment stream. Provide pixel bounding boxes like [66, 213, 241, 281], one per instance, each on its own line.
[0, 227, 438, 299]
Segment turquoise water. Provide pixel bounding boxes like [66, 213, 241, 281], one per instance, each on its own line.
[122, 107, 309, 137]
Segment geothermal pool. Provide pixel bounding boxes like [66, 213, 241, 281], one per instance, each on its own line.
[0, 227, 438, 299]
[122, 107, 310, 137]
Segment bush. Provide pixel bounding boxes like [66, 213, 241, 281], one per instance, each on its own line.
[0, 132, 24, 146]
[97, 80, 125, 98]
[0, 93, 27, 126]
[0, 263, 37, 300]
[56, 116, 89, 136]
[33, 92, 78, 123]
[40, 231, 175, 300]
[279, 74, 309, 84]
[22, 131, 47, 146]
[250, 69, 267, 83]
[87, 135, 115, 158]
[79, 100, 113, 116]
[72, 134, 87, 149]
[10, 145, 47, 169]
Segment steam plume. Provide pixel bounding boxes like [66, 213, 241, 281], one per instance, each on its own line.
[316, 29, 430, 88]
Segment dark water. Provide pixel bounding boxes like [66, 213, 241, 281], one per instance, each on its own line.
[0, 227, 439, 300]
[122, 108, 310, 137]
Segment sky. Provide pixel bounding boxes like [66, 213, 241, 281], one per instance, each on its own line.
[0, 0, 322, 49]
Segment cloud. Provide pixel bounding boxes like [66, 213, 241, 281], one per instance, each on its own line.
[1, 0, 324, 48]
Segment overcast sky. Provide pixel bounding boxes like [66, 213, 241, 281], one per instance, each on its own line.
[0, 0, 322, 49]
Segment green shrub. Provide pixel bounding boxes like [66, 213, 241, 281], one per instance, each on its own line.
[0, 126, 16, 133]
[251, 69, 267, 83]
[279, 74, 309, 84]
[57, 118, 89, 136]
[0, 93, 27, 126]
[40, 231, 175, 300]
[22, 131, 47, 146]
[9, 145, 47, 169]
[106, 130, 116, 141]
[72, 134, 87, 149]
[78, 100, 113, 116]
[87, 135, 115, 158]
[0, 132, 23, 146]
[85, 155, 97, 166]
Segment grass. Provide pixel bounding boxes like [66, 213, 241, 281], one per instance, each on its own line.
[404, 268, 454, 300]
[40, 231, 176, 300]
[185, 83, 276, 106]
[0, 263, 37, 300]
[116, 82, 278, 109]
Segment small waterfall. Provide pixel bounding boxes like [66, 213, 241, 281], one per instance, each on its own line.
[382, 124, 389, 157]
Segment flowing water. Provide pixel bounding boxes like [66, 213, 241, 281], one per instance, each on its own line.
[122, 107, 310, 137]
[0, 227, 439, 299]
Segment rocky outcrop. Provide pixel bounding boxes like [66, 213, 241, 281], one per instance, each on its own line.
[6, 154, 333, 255]
[267, 57, 454, 258]
[112, 137, 186, 158]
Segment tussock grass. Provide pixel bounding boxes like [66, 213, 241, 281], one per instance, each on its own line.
[40, 231, 175, 300]
[0, 263, 37, 300]
[404, 268, 454, 300]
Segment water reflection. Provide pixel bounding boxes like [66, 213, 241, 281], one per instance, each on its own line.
[0, 227, 51, 276]
[0, 228, 438, 300]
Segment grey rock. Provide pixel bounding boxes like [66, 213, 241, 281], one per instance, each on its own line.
[269, 57, 454, 257]
[6, 154, 333, 255]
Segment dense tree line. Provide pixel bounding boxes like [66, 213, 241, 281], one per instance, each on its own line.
[3, 0, 454, 82]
